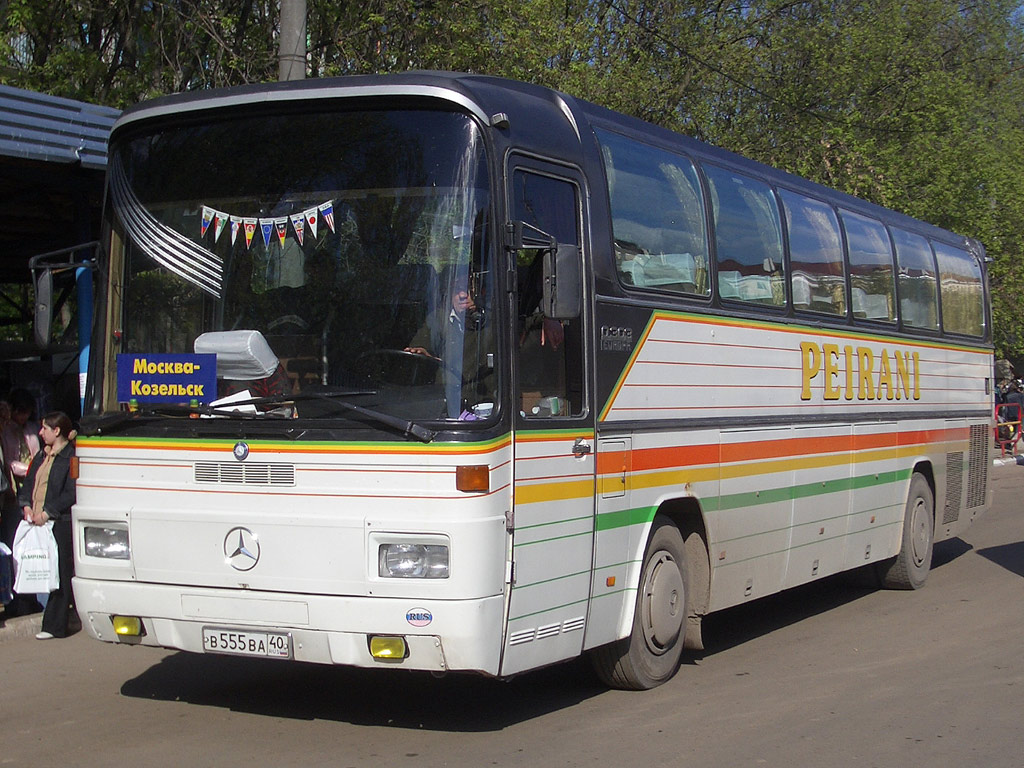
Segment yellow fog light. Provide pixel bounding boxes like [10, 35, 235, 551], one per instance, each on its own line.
[112, 615, 143, 637]
[368, 635, 407, 660]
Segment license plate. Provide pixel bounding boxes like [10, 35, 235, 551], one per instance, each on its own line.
[202, 627, 292, 659]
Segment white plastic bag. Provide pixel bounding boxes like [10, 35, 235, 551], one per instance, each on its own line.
[12, 519, 59, 594]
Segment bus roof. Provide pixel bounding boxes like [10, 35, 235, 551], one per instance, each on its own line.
[114, 71, 982, 253]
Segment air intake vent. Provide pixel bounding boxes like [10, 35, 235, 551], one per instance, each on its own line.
[966, 424, 989, 509]
[194, 462, 295, 486]
[943, 451, 963, 524]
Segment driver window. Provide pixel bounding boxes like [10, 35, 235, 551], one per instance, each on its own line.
[510, 169, 584, 419]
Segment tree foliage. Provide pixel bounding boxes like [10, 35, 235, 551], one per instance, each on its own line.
[3, 0, 1023, 360]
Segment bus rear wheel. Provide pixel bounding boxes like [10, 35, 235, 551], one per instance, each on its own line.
[590, 517, 687, 690]
[877, 472, 934, 590]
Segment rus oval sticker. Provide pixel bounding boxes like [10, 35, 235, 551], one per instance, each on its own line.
[406, 608, 433, 627]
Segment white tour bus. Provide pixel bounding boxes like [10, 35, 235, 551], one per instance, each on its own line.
[59, 72, 991, 689]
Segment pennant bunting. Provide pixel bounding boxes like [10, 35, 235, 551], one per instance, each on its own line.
[304, 207, 318, 240]
[201, 206, 214, 238]
[290, 213, 305, 246]
[201, 199, 336, 249]
[260, 219, 274, 248]
[319, 201, 336, 234]
[213, 211, 228, 242]
[243, 218, 257, 250]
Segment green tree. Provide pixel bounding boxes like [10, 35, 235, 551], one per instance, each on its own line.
[3, 0, 1024, 358]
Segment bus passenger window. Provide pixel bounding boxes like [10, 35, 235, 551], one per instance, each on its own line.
[780, 190, 845, 316]
[892, 228, 939, 330]
[596, 129, 710, 296]
[703, 165, 785, 307]
[933, 241, 985, 337]
[841, 210, 895, 322]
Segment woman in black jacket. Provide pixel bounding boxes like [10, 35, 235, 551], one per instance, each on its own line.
[17, 411, 75, 639]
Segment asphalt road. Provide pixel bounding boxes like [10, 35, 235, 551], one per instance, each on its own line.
[2, 464, 1022, 768]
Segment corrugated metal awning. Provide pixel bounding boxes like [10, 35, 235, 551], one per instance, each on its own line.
[0, 85, 120, 170]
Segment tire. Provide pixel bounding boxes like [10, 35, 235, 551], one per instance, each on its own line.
[590, 517, 687, 690]
[877, 473, 934, 590]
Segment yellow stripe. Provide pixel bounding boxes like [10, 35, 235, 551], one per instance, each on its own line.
[517, 441, 964, 502]
[78, 434, 512, 456]
[514, 478, 594, 505]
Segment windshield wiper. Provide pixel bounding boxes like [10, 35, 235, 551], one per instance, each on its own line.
[170, 390, 435, 443]
[80, 389, 435, 443]
[295, 390, 436, 443]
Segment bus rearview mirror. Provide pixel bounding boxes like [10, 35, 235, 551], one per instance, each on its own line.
[543, 243, 581, 320]
[34, 269, 53, 348]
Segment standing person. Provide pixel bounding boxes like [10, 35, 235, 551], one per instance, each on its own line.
[2, 391, 43, 616]
[17, 411, 76, 639]
[2, 389, 41, 499]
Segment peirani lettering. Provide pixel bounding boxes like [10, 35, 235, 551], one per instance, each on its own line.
[800, 340, 920, 402]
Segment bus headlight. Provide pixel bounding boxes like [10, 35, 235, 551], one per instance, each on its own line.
[84, 526, 130, 560]
[378, 543, 449, 578]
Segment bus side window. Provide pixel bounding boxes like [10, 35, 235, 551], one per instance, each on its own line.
[703, 165, 785, 307]
[841, 209, 896, 322]
[596, 129, 710, 297]
[892, 228, 939, 331]
[780, 189, 846, 316]
[933, 241, 985, 337]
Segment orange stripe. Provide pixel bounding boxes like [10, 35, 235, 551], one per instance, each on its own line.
[597, 427, 970, 474]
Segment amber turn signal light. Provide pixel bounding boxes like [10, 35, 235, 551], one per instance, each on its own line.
[456, 465, 489, 493]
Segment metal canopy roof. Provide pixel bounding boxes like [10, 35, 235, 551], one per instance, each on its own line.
[0, 85, 119, 282]
[0, 85, 119, 170]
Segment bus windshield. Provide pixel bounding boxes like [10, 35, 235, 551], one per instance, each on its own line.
[105, 108, 496, 425]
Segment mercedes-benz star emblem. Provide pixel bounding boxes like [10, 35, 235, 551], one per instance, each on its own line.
[224, 527, 260, 571]
[233, 441, 249, 461]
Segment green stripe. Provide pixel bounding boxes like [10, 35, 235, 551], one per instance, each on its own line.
[513, 568, 592, 591]
[595, 468, 911, 532]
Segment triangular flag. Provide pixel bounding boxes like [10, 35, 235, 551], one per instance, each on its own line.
[213, 211, 227, 242]
[230, 216, 241, 246]
[275, 217, 288, 247]
[304, 207, 318, 240]
[201, 206, 214, 238]
[319, 201, 336, 234]
[243, 218, 257, 250]
[290, 213, 305, 246]
[260, 219, 274, 248]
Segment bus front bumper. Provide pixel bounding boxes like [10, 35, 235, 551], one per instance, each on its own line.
[73, 577, 506, 676]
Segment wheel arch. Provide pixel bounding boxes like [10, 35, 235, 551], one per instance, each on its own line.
[909, 459, 937, 527]
[651, 495, 710, 651]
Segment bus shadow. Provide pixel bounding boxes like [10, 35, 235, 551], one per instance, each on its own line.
[976, 540, 1024, 578]
[695, 536, 973, 656]
[119, 538, 977, 728]
[119, 651, 606, 731]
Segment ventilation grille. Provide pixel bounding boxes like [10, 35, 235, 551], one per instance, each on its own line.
[943, 451, 963, 525]
[194, 462, 295, 486]
[967, 423, 989, 509]
[506, 616, 586, 647]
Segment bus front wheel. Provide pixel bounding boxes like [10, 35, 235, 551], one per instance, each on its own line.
[877, 472, 934, 590]
[590, 517, 687, 690]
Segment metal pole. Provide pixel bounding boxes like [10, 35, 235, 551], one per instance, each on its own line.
[76, 265, 92, 417]
[279, 0, 307, 81]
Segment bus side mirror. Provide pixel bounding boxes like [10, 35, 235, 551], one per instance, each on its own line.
[543, 243, 581, 320]
[506, 220, 582, 320]
[34, 269, 53, 348]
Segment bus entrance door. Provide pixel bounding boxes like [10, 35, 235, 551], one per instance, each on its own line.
[501, 163, 595, 676]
